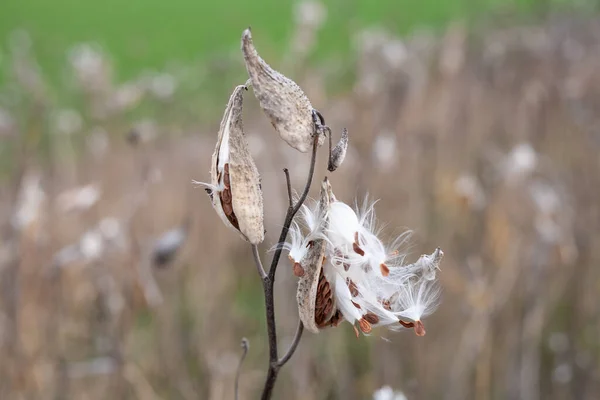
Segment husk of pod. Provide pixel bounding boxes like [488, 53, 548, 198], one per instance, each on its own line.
[201, 84, 264, 244]
[296, 178, 342, 333]
[241, 28, 325, 153]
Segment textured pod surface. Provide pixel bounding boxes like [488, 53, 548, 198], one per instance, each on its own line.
[328, 128, 349, 172]
[296, 178, 334, 333]
[207, 84, 264, 244]
[242, 28, 323, 153]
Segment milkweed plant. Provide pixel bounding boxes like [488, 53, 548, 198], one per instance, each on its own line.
[196, 28, 444, 400]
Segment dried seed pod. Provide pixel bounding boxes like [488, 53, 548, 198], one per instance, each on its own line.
[296, 178, 334, 333]
[197, 84, 264, 244]
[328, 128, 349, 172]
[241, 28, 324, 153]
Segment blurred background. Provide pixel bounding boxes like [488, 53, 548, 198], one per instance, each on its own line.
[1, 0, 600, 399]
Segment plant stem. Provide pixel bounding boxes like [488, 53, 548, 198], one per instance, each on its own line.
[256, 133, 319, 400]
[278, 321, 304, 367]
[234, 338, 249, 400]
[252, 244, 267, 280]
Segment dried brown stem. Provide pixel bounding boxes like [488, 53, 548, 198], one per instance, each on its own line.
[277, 321, 304, 367]
[283, 168, 293, 208]
[252, 244, 267, 280]
[259, 132, 318, 400]
[249, 112, 322, 400]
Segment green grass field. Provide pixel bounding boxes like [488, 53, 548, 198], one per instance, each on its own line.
[0, 0, 572, 85]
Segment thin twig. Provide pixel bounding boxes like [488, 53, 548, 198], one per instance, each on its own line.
[252, 245, 267, 280]
[235, 338, 249, 400]
[268, 132, 319, 280]
[277, 321, 304, 367]
[283, 168, 293, 208]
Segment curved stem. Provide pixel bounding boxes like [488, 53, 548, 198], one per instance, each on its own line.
[252, 244, 267, 280]
[268, 134, 319, 280]
[277, 321, 304, 367]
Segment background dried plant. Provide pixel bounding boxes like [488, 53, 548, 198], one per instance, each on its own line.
[1, 4, 600, 400]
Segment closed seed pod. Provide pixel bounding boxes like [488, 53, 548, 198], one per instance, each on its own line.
[328, 128, 349, 172]
[242, 28, 324, 153]
[197, 84, 264, 244]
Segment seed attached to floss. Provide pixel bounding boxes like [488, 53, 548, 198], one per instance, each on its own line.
[196, 84, 264, 244]
[380, 263, 390, 277]
[353, 232, 365, 256]
[399, 320, 414, 329]
[347, 278, 359, 297]
[358, 318, 372, 334]
[414, 321, 426, 336]
[241, 28, 324, 153]
[293, 262, 305, 277]
[364, 312, 380, 325]
[399, 320, 427, 336]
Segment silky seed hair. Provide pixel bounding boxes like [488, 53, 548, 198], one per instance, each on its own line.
[285, 180, 443, 337]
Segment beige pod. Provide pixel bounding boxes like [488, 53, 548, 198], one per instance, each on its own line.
[241, 28, 324, 153]
[200, 84, 264, 244]
[296, 178, 342, 333]
[328, 128, 349, 172]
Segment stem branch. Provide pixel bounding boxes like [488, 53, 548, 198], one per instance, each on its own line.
[259, 133, 319, 400]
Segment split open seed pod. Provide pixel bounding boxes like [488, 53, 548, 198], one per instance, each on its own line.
[296, 178, 341, 333]
[242, 28, 324, 153]
[198, 84, 264, 244]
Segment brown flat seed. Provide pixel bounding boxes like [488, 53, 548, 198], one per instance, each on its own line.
[380, 263, 390, 276]
[414, 320, 426, 336]
[358, 318, 372, 334]
[323, 299, 333, 317]
[346, 278, 359, 297]
[315, 269, 335, 327]
[317, 279, 327, 293]
[293, 262, 305, 277]
[353, 232, 365, 256]
[353, 242, 365, 256]
[399, 320, 415, 329]
[331, 310, 343, 327]
[219, 163, 240, 229]
[351, 300, 361, 309]
[222, 187, 232, 203]
[364, 312, 379, 324]
[223, 164, 231, 186]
